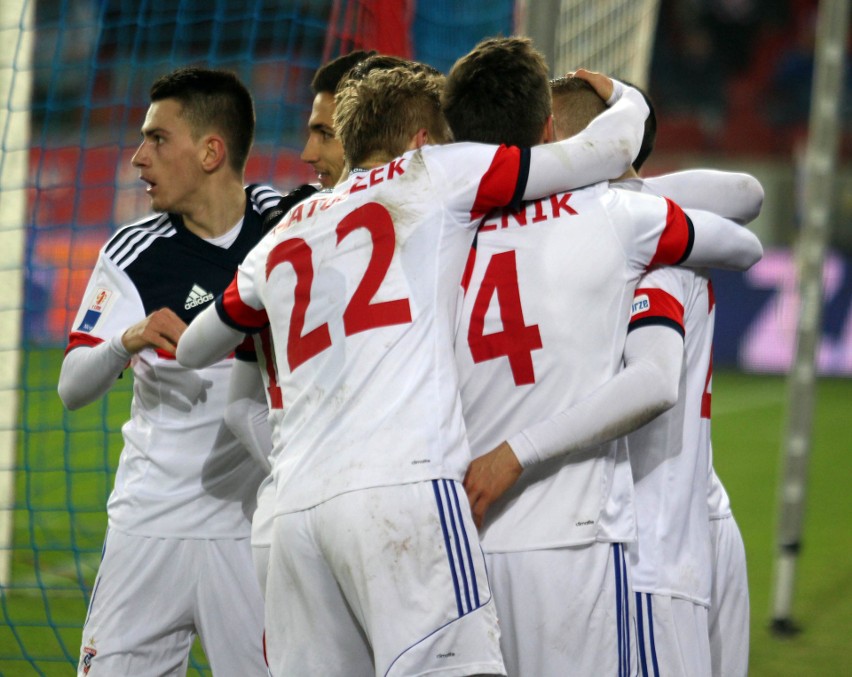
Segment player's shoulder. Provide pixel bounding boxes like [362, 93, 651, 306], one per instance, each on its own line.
[607, 182, 669, 216]
[638, 264, 694, 292]
[246, 183, 284, 214]
[103, 212, 176, 269]
[416, 140, 502, 172]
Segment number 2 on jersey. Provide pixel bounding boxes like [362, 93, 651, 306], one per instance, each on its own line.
[266, 203, 412, 372]
[468, 250, 542, 386]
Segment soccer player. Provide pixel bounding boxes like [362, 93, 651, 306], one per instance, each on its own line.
[57, 67, 279, 676]
[177, 57, 653, 674]
[225, 51, 438, 596]
[301, 49, 376, 189]
[228, 50, 374, 597]
[552, 77, 755, 676]
[444, 39, 762, 676]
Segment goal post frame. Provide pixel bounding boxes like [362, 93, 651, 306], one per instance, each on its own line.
[0, 0, 33, 589]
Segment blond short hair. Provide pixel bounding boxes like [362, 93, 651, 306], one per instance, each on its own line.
[335, 67, 451, 168]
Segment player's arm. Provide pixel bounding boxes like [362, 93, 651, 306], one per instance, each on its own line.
[176, 301, 246, 369]
[224, 358, 273, 473]
[58, 335, 132, 410]
[641, 169, 764, 224]
[522, 78, 648, 200]
[465, 324, 684, 527]
[178, 233, 271, 369]
[58, 307, 186, 410]
[683, 207, 763, 271]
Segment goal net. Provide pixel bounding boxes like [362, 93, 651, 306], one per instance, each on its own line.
[519, 0, 660, 88]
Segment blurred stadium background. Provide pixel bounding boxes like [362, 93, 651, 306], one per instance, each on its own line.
[0, 0, 850, 674]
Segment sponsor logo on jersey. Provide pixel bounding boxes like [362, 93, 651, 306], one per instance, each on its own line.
[80, 645, 97, 674]
[77, 288, 113, 332]
[185, 284, 214, 310]
[631, 294, 650, 317]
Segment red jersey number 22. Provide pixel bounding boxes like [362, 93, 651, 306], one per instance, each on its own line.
[266, 203, 413, 372]
[468, 250, 542, 386]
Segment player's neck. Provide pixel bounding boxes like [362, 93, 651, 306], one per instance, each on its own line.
[614, 167, 640, 183]
[182, 180, 247, 240]
[354, 148, 403, 171]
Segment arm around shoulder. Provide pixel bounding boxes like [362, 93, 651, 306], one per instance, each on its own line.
[685, 208, 764, 271]
[643, 169, 764, 224]
[525, 80, 649, 199]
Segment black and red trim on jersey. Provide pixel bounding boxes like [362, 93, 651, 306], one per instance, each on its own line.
[649, 198, 695, 267]
[470, 146, 531, 220]
[628, 287, 685, 337]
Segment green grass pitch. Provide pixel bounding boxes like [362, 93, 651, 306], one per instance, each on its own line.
[1, 349, 850, 676]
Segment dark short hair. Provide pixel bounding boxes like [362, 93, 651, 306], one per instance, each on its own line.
[442, 36, 551, 148]
[311, 50, 377, 94]
[150, 66, 254, 173]
[620, 80, 657, 171]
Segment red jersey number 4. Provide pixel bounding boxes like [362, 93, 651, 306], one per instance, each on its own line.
[468, 250, 542, 386]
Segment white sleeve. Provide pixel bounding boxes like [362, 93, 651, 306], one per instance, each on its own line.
[176, 303, 247, 369]
[223, 359, 273, 473]
[57, 335, 132, 410]
[684, 208, 763, 271]
[641, 170, 764, 224]
[523, 82, 649, 199]
[508, 325, 683, 467]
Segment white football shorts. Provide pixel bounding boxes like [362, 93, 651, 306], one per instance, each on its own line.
[709, 514, 749, 677]
[634, 591, 711, 677]
[486, 542, 635, 677]
[78, 528, 266, 676]
[264, 479, 506, 676]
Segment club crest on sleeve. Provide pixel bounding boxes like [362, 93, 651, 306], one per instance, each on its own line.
[631, 294, 650, 317]
[91, 288, 112, 311]
[77, 287, 113, 332]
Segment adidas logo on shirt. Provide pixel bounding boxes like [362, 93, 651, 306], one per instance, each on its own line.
[185, 284, 215, 310]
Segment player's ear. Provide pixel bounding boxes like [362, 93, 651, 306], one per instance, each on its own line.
[541, 115, 555, 144]
[200, 134, 228, 172]
[408, 128, 429, 151]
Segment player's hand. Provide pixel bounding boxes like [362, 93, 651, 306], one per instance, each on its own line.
[570, 68, 614, 103]
[121, 307, 187, 355]
[463, 441, 523, 529]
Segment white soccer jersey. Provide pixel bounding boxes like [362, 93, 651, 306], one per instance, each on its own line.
[455, 181, 696, 552]
[216, 134, 642, 516]
[707, 455, 733, 519]
[66, 185, 280, 538]
[218, 147, 529, 515]
[625, 265, 715, 606]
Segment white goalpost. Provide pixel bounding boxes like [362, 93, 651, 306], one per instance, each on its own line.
[0, 0, 32, 588]
[770, 0, 850, 635]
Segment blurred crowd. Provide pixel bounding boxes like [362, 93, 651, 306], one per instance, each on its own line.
[650, 0, 852, 156]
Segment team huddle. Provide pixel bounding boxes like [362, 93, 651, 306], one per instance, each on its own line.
[59, 36, 759, 677]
